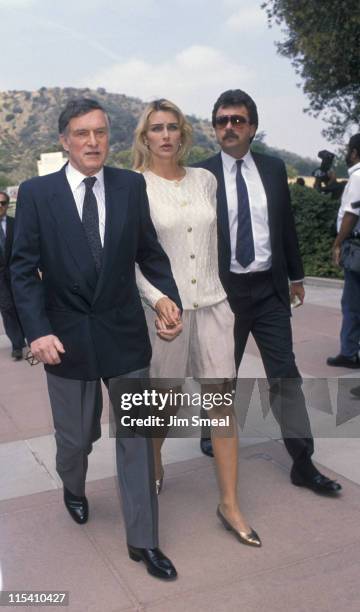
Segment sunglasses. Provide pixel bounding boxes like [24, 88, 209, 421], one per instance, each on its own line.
[25, 350, 40, 366]
[0, 202, 8, 207]
[215, 115, 250, 128]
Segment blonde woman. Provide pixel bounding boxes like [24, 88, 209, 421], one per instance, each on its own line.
[133, 99, 261, 547]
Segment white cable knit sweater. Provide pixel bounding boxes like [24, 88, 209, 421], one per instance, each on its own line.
[136, 167, 227, 310]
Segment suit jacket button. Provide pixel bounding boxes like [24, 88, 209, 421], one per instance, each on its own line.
[72, 284, 80, 292]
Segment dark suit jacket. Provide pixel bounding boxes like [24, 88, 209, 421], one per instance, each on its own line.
[11, 165, 181, 380]
[0, 215, 15, 272]
[0, 216, 16, 310]
[193, 152, 304, 309]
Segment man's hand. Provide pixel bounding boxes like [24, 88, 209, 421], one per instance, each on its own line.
[155, 316, 183, 342]
[154, 297, 181, 326]
[290, 281, 305, 307]
[30, 334, 65, 365]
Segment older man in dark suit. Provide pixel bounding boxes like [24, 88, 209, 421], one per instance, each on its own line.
[0, 191, 26, 360]
[195, 89, 341, 495]
[11, 98, 182, 580]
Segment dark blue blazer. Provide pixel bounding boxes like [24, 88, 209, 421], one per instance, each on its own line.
[0, 216, 16, 310]
[193, 152, 304, 309]
[0, 215, 15, 282]
[11, 165, 181, 379]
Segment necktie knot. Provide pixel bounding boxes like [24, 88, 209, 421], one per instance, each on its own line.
[83, 176, 97, 190]
[236, 159, 244, 169]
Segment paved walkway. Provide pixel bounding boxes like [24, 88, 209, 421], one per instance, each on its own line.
[1, 281, 360, 611]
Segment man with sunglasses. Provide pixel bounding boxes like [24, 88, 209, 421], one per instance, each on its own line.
[194, 89, 341, 495]
[0, 191, 26, 360]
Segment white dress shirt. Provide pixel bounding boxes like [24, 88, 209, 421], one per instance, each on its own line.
[221, 150, 272, 273]
[337, 161, 360, 233]
[65, 163, 106, 245]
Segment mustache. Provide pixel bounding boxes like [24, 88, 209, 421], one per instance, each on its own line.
[223, 130, 238, 139]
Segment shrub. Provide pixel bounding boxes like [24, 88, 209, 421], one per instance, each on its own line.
[290, 184, 342, 278]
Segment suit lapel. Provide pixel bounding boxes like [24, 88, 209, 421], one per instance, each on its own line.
[48, 166, 98, 291]
[93, 167, 129, 302]
[210, 154, 231, 245]
[252, 152, 275, 248]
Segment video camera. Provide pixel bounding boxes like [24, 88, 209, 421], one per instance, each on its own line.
[312, 150, 336, 182]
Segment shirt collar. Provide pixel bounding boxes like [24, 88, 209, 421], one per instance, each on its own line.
[221, 149, 253, 173]
[66, 162, 104, 191]
[348, 161, 360, 177]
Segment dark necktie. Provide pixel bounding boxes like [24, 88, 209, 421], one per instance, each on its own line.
[0, 221, 5, 254]
[82, 177, 103, 273]
[235, 159, 255, 268]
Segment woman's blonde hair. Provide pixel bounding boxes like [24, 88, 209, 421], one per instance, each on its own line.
[132, 99, 193, 171]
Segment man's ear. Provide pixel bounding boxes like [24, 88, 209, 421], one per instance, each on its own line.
[59, 134, 69, 152]
[352, 148, 360, 164]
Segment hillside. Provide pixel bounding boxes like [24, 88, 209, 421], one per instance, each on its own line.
[0, 87, 217, 183]
[0, 87, 323, 184]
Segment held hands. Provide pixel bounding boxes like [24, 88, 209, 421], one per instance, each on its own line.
[154, 297, 183, 341]
[290, 282, 305, 308]
[30, 334, 65, 365]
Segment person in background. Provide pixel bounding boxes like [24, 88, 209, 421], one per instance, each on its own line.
[327, 133, 360, 369]
[0, 191, 26, 360]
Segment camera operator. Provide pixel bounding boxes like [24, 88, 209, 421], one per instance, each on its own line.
[327, 134, 360, 369]
[312, 151, 346, 200]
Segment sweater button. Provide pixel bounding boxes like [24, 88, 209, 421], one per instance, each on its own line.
[193, 303, 198, 308]
[190, 254, 195, 259]
[191, 278, 196, 284]
[187, 227, 192, 232]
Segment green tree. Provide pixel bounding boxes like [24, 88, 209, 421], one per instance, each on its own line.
[187, 145, 215, 164]
[108, 149, 133, 169]
[0, 174, 11, 189]
[262, 0, 360, 141]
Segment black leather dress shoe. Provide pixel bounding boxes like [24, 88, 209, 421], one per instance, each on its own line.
[327, 353, 360, 368]
[200, 437, 214, 457]
[128, 545, 177, 580]
[63, 487, 88, 524]
[290, 469, 342, 494]
[11, 349, 23, 361]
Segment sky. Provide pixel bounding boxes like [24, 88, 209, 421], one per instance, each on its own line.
[0, 0, 335, 158]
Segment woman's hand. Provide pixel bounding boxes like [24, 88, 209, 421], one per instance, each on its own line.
[155, 297, 181, 326]
[155, 315, 183, 341]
